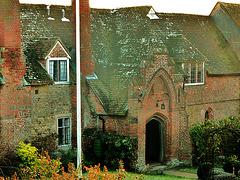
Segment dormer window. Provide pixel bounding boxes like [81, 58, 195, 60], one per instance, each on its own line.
[48, 58, 69, 83]
[147, 8, 159, 20]
[44, 39, 71, 84]
[182, 62, 204, 85]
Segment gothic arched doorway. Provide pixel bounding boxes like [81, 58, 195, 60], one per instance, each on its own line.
[146, 119, 164, 164]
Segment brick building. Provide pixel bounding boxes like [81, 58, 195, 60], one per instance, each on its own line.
[0, 0, 240, 170]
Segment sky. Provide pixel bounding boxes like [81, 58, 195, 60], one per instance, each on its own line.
[19, 0, 240, 15]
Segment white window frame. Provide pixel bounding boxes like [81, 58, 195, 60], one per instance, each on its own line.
[57, 117, 71, 147]
[182, 62, 205, 86]
[46, 57, 70, 84]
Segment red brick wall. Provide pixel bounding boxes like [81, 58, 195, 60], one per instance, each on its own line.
[0, 0, 31, 148]
[72, 0, 95, 77]
[185, 74, 240, 125]
[49, 42, 69, 58]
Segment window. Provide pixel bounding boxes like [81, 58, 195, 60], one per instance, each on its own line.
[205, 111, 209, 120]
[178, 87, 181, 103]
[182, 62, 204, 85]
[47, 58, 69, 83]
[58, 117, 71, 146]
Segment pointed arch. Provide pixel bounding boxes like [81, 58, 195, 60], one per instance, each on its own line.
[142, 68, 177, 109]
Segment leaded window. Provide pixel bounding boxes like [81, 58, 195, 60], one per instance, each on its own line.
[58, 117, 71, 146]
[182, 62, 204, 85]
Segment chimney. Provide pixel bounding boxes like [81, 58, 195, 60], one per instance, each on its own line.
[0, 0, 25, 84]
[0, 0, 21, 49]
[72, 0, 95, 78]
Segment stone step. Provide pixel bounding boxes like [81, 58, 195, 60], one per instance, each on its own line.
[145, 165, 168, 175]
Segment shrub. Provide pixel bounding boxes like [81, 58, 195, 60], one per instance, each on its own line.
[223, 161, 233, 174]
[83, 160, 128, 180]
[83, 129, 137, 170]
[100, 132, 137, 169]
[15, 141, 38, 168]
[55, 148, 77, 171]
[31, 131, 58, 156]
[197, 162, 213, 180]
[0, 156, 140, 180]
[20, 151, 62, 179]
[190, 116, 240, 166]
[15, 141, 62, 179]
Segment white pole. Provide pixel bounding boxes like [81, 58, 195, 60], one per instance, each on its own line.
[76, 0, 82, 175]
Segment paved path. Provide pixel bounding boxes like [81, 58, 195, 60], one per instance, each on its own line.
[164, 169, 198, 179]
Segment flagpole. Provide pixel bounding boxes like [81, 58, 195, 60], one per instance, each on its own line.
[76, 0, 82, 175]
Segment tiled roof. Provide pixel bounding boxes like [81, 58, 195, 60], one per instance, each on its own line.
[20, 4, 72, 52]
[89, 6, 240, 115]
[218, 2, 240, 29]
[154, 13, 240, 75]
[20, 4, 74, 85]
[24, 57, 54, 85]
[87, 65, 129, 115]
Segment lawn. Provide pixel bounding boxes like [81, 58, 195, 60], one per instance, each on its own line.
[179, 167, 198, 174]
[126, 172, 195, 179]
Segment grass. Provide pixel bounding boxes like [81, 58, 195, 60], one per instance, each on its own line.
[179, 167, 198, 174]
[126, 172, 195, 179]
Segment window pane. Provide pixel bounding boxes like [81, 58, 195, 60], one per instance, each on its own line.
[64, 118, 70, 126]
[53, 61, 59, 81]
[185, 63, 191, 83]
[58, 128, 63, 145]
[197, 63, 203, 83]
[191, 63, 196, 83]
[58, 118, 63, 127]
[59, 60, 67, 81]
[65, 127, 70, 144]
[49, 61, 54, 79]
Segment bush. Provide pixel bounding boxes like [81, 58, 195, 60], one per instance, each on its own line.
[31, 131, 58, 156]
[223, 161, 233, 174]
[100, 132, 137, 170]
[15, 141, 38, 168]
[15, 141, 62, 179]
[83, 129, 137, 170]
[197, 162, 213, 180]
[84, 160, 128, 180]
[0, 154, 142, 180]
[55, 148, 77, 171]
[190, 116, 240, 166]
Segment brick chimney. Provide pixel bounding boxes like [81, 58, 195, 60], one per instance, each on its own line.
[72, 0, 95, 78]
[0, 0, 26, 84]
[0, 0, 31, 146]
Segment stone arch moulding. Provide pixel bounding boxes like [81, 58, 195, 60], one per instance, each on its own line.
[142, 68, 177, 109]
[145, 112, 169, 164]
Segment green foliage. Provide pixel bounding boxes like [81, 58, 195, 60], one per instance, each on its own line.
[83, 129, 137, 170]
[15, 141, 38, 168]
[55, 148, 77, 171]
[190, 119, 220, 165]
[197, 162, 213, 180]
[31, 132, 58, 156]
[15, 141, 62, 177]
[100, 132, 137, 169]
[190, 116, 240, 166]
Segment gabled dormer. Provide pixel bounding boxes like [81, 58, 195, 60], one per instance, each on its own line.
[45, 39, 71, 84]
[146, 7, 159, 20]
[24, 38, 72, 85]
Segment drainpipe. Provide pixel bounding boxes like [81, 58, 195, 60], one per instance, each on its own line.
[76, 0, 82, 174]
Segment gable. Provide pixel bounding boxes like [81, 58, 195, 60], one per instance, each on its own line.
[47, 40, 71, 59]
[24, 38, 73, 85]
